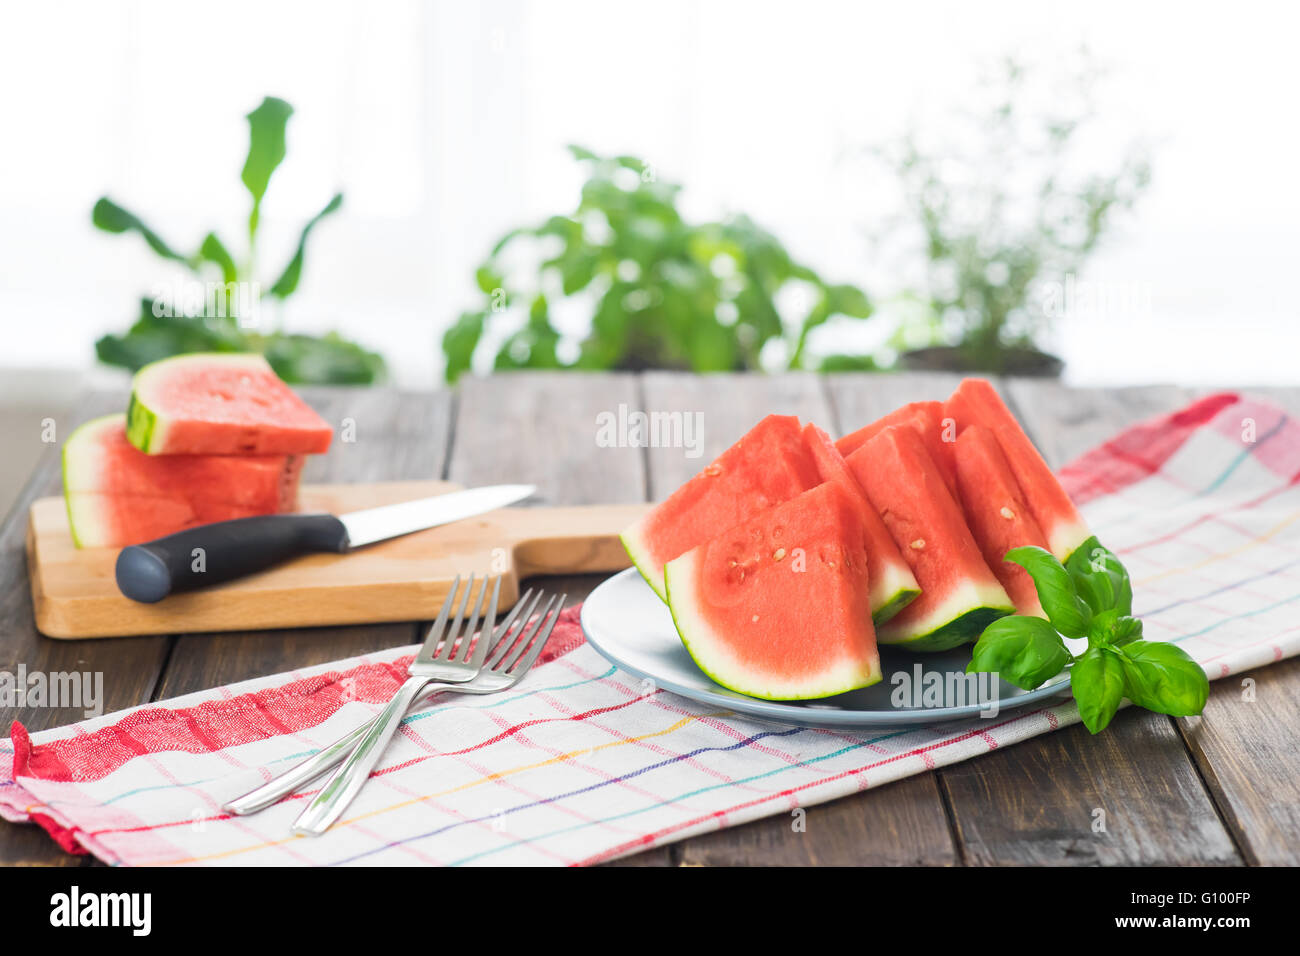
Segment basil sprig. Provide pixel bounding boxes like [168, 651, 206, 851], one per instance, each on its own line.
[967, 536, 1209, 733]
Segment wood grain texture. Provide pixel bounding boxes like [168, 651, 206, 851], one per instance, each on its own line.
[1175, 656, 1300, 865]
[824, 371, 967, 439]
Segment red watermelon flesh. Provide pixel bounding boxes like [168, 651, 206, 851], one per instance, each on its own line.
[835, 401, 958, 495]
[63, 415, 303, 548]
[621, 414, 821, 601]
[801, 423, 919, 623]
[665, 480, 881, 700]
[127, 352, 333, 456]
[954, 425, 1048, 617]
[846, 425, 1013, 651]
[944, 378, 1090, 561]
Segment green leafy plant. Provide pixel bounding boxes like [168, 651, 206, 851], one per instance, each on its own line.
[93, 97, 385, 385]
[441, 146, 874, 381]
[968, 537, 1208, 734]
[872, 55, 1152, 374]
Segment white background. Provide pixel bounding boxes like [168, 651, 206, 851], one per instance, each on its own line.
[1, 0, 1296, 388]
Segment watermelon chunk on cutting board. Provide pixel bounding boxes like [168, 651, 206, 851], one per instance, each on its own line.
[846, 425, 1013, 651]
[944, 378, 1090, 562]
[665, 480, 881, 700]
[835, 401, 958, 494]
[802, 423, 919, 624]
[127, 353, 334, 456]
[954, 425, 1048, 617]
[63, 415, 303, 548]
[621, 414, 820, 601]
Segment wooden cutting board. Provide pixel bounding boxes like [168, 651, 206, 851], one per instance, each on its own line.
[27, 481, 649, 639]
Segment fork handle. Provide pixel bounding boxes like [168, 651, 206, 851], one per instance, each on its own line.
[223, 679, 460, 817]
[290, 675, 431, 836]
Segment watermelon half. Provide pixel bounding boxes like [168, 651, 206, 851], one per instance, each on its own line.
[127, 352, 333, 456]
[63, 415, 303, 548]
[801, 423, 919, 624]
[846, 425, 1013, 651]
[954, 425, 1048, 617]
[944, 378, 1090, 562]
[620, 414, 820, 601]
[665, 480, 881, 700]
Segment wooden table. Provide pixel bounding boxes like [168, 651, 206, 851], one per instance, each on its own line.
[2, 372, 1297, 867]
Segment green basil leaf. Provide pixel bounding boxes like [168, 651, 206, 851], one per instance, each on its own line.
[1005, 545, 1092, 638]
[1086, 609, 1144, 648]
[1065, 536, 1132, 616]
[1119, 640, 1209, 717]
[967, 616, 1071, 691]
[1070, 646, 1127, 734]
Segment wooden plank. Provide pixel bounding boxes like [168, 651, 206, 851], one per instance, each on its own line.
[0, 392, 173, 865]
[640, 372, 959, 866]
[1175, 656, 1300, 865]
[938, 379, 1239, 864]
[450, 373, 645, 504]
[676, 775, 958, 867]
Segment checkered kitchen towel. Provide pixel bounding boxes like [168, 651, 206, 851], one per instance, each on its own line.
[3, 392, 1298, 866]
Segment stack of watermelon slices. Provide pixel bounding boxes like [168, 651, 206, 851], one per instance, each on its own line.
[620, 377, 1091, 701]
[63, 353, 333, 548]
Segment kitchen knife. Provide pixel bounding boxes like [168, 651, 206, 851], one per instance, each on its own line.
[114, 484, 536, 604]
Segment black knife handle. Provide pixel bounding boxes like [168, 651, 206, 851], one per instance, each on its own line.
[115, 514, 350, 604]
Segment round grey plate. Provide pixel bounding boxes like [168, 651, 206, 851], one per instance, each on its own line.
[580, 568, 1073, 729]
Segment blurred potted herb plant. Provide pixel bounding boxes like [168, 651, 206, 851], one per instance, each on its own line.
[93, 97, 385, 384]
[873, 56, 1151, 376]
[442, 146, 873, 380]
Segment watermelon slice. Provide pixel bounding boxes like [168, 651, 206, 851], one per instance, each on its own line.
[954, 425, 1048, 617]
[127, 352, 333, 456]
[846, 425, 1014, 651]
[944, 378, 1090, 562]
[835, 401, 958, 494]
[621, 414, 820, 601]
[63, 415, 303, 548]
[801, 423, 919, 623]
[665, 480, 881, 700]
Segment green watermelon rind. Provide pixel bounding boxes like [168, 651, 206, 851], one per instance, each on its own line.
[876, 579, 1015, 652]
[126, 352, 276, 454]
[619, 517, 668, 603]
[664, 550, 883, 701]
[871, 563, 921, 626]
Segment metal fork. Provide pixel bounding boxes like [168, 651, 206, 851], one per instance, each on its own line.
[223, 583, 563, 818]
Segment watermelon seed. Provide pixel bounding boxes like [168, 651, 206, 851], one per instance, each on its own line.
[1000, 506, 1016, 519]
[751, 614, 759, 623]
[773, 548, 786, 561]
[705, 464, 722, 477]
[910, 538, 926, 550]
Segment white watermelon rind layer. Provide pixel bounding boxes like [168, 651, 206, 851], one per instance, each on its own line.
[1049, 518, 1093, 566]
[126, 352, 274, 454]
[619, 517, 668, 603]
[62, 414, 126, 549]
[664, 550, 883, 701]
[875, 578, 1016, 653]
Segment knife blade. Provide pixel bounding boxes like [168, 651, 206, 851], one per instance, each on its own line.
[114, 483, 536, 604]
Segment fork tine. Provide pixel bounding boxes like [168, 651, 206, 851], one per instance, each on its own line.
[501, 594, 561, 673]
[487, 589, 544, 670]
[465, 575, 502, 669]
[437, 573, 475, 661]
[421, 574, 460, 654]
[456, 575, 493, 664]
[505, 594, 566, 677]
